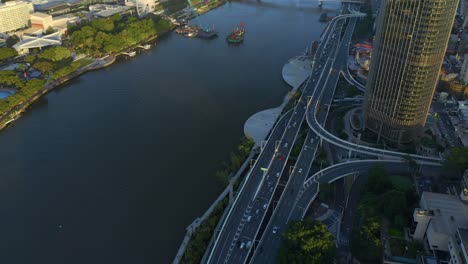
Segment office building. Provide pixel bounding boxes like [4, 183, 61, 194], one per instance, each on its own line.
[0, 1, 33, 33]
[363, 0, 459, 143]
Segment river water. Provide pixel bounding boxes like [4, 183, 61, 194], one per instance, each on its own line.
[0, 1, 338, 263]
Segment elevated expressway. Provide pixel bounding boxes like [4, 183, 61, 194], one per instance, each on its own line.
[254, 4, 443, 262]
[205, 11, 359, 264]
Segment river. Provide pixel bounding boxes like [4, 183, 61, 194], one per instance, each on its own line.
[0, 0, 338, 263]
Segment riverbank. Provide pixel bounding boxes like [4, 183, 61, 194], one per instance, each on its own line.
[0, 0, 227, 132]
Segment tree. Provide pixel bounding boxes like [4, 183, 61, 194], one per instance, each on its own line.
[444, 147, 468, 174]
[38, 46, 71, 62]
[365, 166, 392, 194]
[91, 18, 115, 33]
[351, 218, 382, 262]
[277, 220, 336, 264]
[45, 26, 56, 35]
[33, 61, 54, 73]
[0, 47, 18, 61]
[24, 55, 36, 64]
[6, 35, 20, 48]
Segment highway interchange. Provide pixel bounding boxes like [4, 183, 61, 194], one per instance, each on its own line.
[205, 3, 444, 264]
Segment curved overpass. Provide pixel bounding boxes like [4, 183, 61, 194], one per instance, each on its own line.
[304, 45, 442, 165]
[290, 159, 443, 220]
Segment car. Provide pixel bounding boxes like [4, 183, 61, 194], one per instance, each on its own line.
[272, 226, 278, 234]
[293, 121, 297, 127]
[278, 155, 283, 161]
[247, 215, 252, 222]
[298, 168, 302, 173]
[256, 209, 259, 215]
[263, 203, 267, 210]
[240, 242, 246, 249]
[246, 241, 252, 249]
[266, 174, 270, 180]
[276, 172, 280, 177]
[284, 142, 288, 148]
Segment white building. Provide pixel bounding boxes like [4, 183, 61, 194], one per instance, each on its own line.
[413, 192, 468, 251]
[0, 1, 33, 33]
[448, 228, 468, 264]
[30, 12, 53, 30]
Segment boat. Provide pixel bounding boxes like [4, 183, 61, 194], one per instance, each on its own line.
[197, 26, 218, 39]
[175, 25, 200, 37]
[227, 22, 245, 43]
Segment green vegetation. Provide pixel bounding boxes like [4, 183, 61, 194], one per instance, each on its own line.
[282, 90, 302, 114]
[38, 46, 71, 62]
[277, 219, 335, 264]
[336, 77, 362, 97]
[24, 55, 37, 64]
[70, 15, 171, 56]
[52, 58, 94, 80]
[389, 239, 423, 258]
[5, 35, 19, 48]
[351, 166, 418, 262]
[444, 146, 468, 175]
[33, 61, 54, 74]
[215, 136, 255, 189]
[181, 196, 228, 264]
[0, 47, 18, 61]
[319, 183, 334, 203]
[161, 0, 188, 13]
[351, 218, 382, 262]
[0, 78, 45, 113]
[290, 127, 307, 157]
[313, 146, 328, 168]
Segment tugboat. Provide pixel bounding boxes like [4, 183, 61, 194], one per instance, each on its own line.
[227, 22, 245, 43]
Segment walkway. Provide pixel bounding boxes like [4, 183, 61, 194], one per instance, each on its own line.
[282, 56, 313, 90]
[244, 54, 313, 145]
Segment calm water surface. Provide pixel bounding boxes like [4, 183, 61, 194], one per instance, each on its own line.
[0, 1, 338, 263]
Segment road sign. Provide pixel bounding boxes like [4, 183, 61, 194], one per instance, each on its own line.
[260, 168, 268, 172]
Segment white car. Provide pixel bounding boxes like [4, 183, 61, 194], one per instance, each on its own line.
[276, 172, 280, 177]
[273, 226, 279, 234]
[298, 168, 302, 173]
[263, 203, 267, 210]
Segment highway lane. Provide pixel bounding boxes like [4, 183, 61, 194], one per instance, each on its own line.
[250, 17, 356, 263]
[206, 11, 351, 264]
[206, 109, 293, 263]
[291, 160, 444, 222]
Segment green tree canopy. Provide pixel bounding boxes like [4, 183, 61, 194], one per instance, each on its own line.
[444, 147, 468, 174]
[90, 18, 115, 33]
[33, 61, 54, 73]
[38, 46, 71, 62]
[351, 218, 382, 262]
[277, 220, 336, 264]
[0, 47, 18, 61]
[6, 35, 20, 48]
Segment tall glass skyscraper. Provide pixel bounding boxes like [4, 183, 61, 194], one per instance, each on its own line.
[363, 0, 459, 143]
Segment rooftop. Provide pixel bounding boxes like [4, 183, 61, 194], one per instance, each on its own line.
[421, 192, 468, 235]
